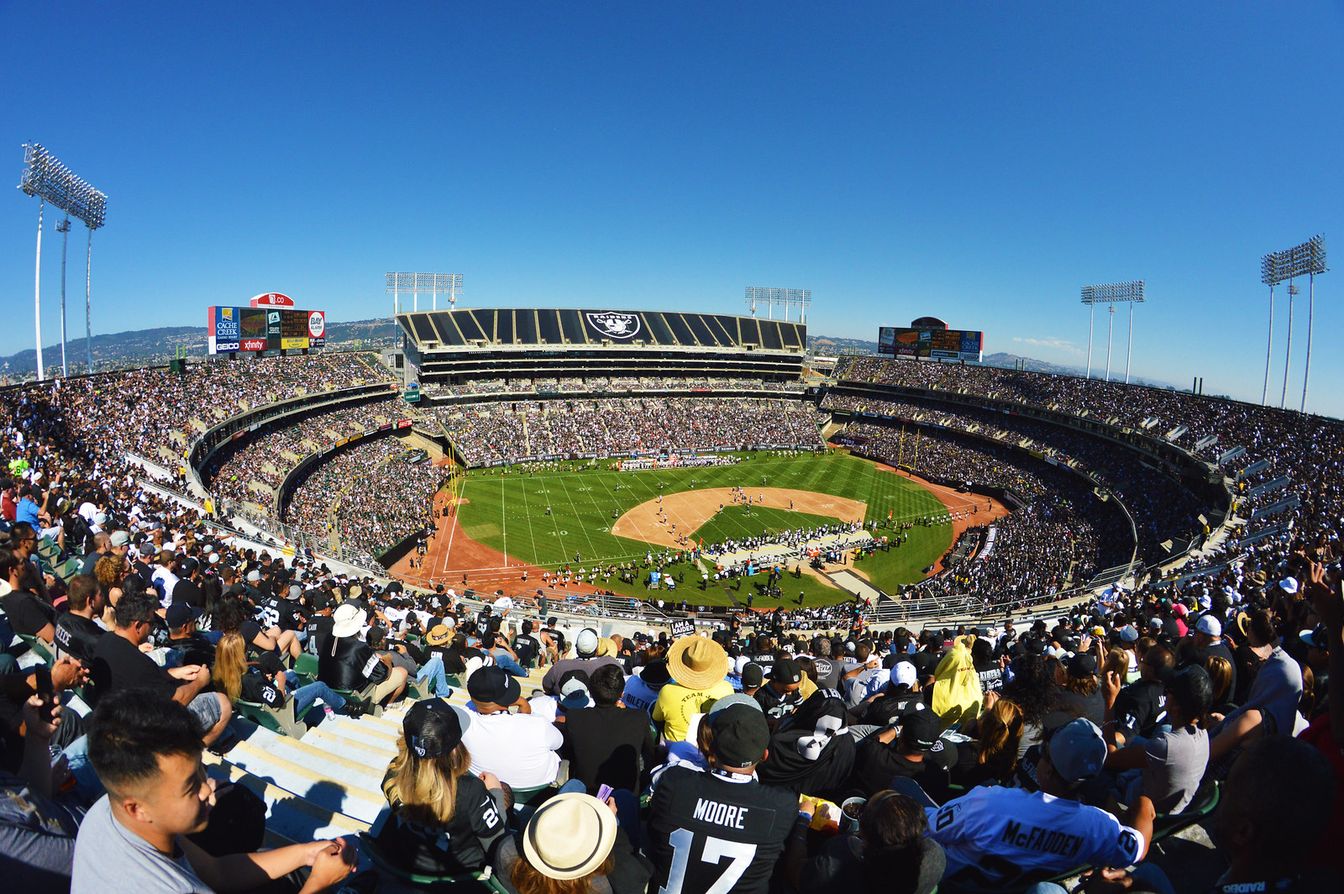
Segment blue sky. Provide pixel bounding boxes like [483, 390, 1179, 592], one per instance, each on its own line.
[3, 3, 1342, 415]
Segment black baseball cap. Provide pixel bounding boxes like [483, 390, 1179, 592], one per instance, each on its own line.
[740, 662, 764, 689]
[165, 603, 203, 630]
[769, 658, 802, 685]
[641, 659, 672, 688]
[403, 698, 468, 758]
[709, 703, 770, 769]
[900, 706, 941, 751]
[467, 666, 522, 706]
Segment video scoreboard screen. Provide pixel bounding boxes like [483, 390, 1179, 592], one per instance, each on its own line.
[208, 306, 326, 354]
[877, 326, 983, 361]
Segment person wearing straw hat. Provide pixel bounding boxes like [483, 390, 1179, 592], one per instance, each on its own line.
[318, 603, 408, 706]
[493, 791, 651, 894]
[653, 635, 733, 744]
[373, 699, 508, 878]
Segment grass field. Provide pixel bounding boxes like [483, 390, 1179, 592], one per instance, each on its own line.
[453, 451, 953, 606]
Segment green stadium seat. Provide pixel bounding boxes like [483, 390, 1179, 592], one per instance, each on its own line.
[234, 698, 306, 739]
[17, 633, 54, 666]
[293, 652, 319, 680]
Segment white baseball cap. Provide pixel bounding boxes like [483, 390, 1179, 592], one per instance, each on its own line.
[1195, 614, 1222, 637]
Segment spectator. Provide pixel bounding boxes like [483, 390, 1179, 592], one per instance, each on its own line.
[54, 573, 107, 664]
[653, 636, 733, 744]
[213, 633, 355, 724]
[647, 702, 801, 894]
[462, 666, 563, 791]
[851, 704, 953, 800]
[541, 628, 621, 695]
[316, 604, 407, 706]
[561, 664, 657, 795]
[927, 718, 1152, 889]
[373, 699, 508, 877]
[620, 658, 670, 715]
[1, 547, 55, 645]
[802, 790, 945, 894]
[494, 791, 652, 894]
[71, 690, 355, 893]
[753, 658, 806, 727]
[89, 592, 232, 747]
[1105, 664, 1212, 814]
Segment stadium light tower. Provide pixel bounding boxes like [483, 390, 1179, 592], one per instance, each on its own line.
[1260, 235, 1327, 412]
[1080, 281, 1145, 383]
[745, 287, 811, 323]
[387, 273, 462, 315]
[18, 143, 107, 380]
[56, 217, 71, 376]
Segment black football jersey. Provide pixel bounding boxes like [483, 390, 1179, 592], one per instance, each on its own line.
[647, 766, 798, 894]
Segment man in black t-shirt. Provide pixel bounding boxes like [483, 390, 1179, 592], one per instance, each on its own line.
[89, 592, 231, 745]
[754, 658, 805, 728]
[164, 603, 216, 668]
[305, 593, 335, 654]
[54, 574, 106, 664]
[512, 619, 541, 668]
[851, 703, 955, 800]
[1112, 643, 1173, 745]
[2, 546, 55, 644]
[647, 703, 800, 894]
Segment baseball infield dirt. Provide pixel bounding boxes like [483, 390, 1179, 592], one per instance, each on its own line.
[611, 486, 867, 550]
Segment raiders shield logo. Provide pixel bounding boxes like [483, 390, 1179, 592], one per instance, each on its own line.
[586, 311, 641, 339]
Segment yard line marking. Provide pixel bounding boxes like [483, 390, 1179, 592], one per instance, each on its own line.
[557, 475, 599, 558]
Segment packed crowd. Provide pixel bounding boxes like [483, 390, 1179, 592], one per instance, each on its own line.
[839, 421, 1135, 609]
[280, 437, 408, 551]
[6, 519, 1340, 892]
[834, 356, 1343, 554]
[429, 376, 808, 396]
[332, 450, 448, 565]
[1, 352, 1342, 892]
[203, 397, 400, 508]
[435, 397, 823, 466]
[824, 392, 1207, 565]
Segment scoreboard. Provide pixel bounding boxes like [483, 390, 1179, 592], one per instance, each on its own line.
[878, 325, 983, 361]
[208, 305, 326, 354]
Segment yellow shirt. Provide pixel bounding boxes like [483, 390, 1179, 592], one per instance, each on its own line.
[653, 679, 734, 744]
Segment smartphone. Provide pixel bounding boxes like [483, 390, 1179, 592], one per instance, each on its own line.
[595, 784, 613, 803]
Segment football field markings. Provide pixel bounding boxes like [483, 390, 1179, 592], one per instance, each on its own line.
[516, 476, 544, 567]
[556, 476, 599, 559]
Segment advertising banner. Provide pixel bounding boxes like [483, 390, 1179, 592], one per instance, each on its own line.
[307, 310, 326, 347]
[877, 325, 983, 361]
[240, 308, 269, 351]
[207, 306, 241, 353]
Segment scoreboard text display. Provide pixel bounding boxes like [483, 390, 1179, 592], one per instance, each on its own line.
[877, 326, 983, 361]
[208, 306, 326, 354]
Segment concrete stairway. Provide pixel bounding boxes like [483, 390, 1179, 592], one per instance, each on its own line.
[212, 665, 549, 847]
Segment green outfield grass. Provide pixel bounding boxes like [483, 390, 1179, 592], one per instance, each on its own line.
[454, 451, 953, 606]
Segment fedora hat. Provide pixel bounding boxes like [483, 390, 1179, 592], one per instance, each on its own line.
[522, 792, 617, 881]
[666, 635, 730, 691]
[332, 603, 367, 639]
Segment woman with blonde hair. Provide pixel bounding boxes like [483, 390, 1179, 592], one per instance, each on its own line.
[952, 694, 1025, 788]
[374, 699, 508, 877]
[494, 791, 651, 894]
[212, 631, 352, 724]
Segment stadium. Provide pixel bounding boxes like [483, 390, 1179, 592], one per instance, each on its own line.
[4, 8, 1342, 891]
[4, 294, 1343, 892]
